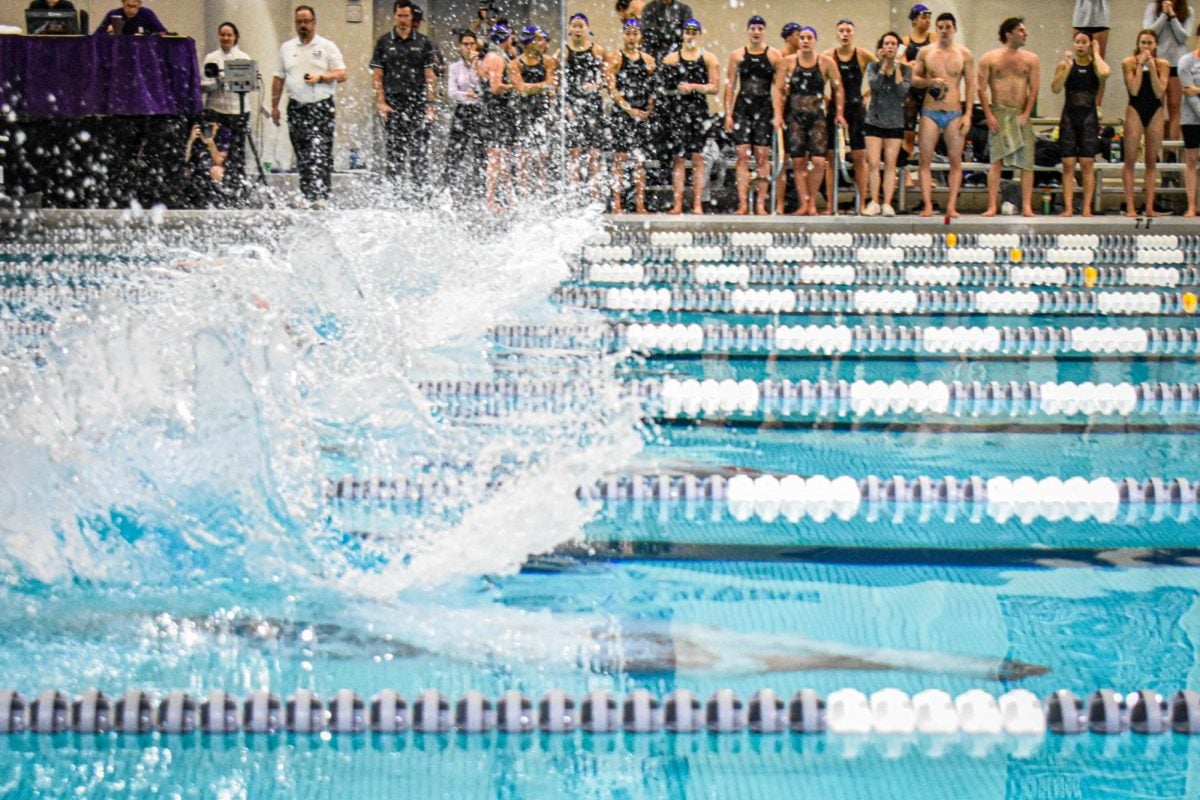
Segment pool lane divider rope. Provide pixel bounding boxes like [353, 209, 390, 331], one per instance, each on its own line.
[491, 322, 1200, 357]
[582, 262, 1198, 290]
[419, 377, 1200, 419]
[557, 285, 1194, 316]
[2, 688, 1196, 737]
[325, 472, 1199, 525]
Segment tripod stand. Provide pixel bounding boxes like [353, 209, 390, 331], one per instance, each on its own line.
[237, 89, 268, 186]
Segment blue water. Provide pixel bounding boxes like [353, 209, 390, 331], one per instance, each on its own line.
[2, 214, 1200, 798]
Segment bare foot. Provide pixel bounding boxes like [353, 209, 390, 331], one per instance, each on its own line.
[612, 204, 624, 214]
[634, 204, 648, 214]
[1185, 210, 1197, 218]
[1081, 209, 1093, 217]
[733, 206, 749, 215]
[1021, 208, 1035, 217]
[691, 206, 705, 215]
[791, 207, 809, 216]
[1125, 206, 1139, 217]
[668, 205, 683, 215]
[918, 207, 936, 217]
[1144, 208, 1163, 217]
[945, 208, 960, 218]
[1059, 209, 1074, 217]
[755, 207, 769, 216]
[981, 208, 998, 217]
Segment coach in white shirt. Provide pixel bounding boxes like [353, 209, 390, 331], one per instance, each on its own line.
[271, 5, 347, 205]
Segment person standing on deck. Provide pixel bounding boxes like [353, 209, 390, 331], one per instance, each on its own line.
[773, 26, 844, 216]
[978, 18, 1041, 217]
[1143, 0, 1194, 142]
[480, 24, 519, 211]
[725, 14, 782, 215]
[1122, 29, 1170, 217]
[822, 18, 875, 214]
[608, 19, 656, 213]
[862, 31, 912, 217]
[900, 5, 933, 177]
[1051, 30, 1109, 216]
[910, 12, 974, 218]
[271, 5, 347, 208]
[371, 0, 438, 198]
[509, 26, 558, 198]
[443, 30, 487, 194]
[660, 18, 720, 214]
[1177, 24, 1200, 216]
[563, 13, 608, 202]
[201, 22, 252, 199]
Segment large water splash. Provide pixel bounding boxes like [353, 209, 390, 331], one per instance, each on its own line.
[0, 207, 642, 596]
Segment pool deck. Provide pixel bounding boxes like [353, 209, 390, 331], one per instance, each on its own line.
[1, 208, 1196, 238]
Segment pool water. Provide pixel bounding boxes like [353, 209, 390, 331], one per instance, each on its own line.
[1, 211, 1199, 798]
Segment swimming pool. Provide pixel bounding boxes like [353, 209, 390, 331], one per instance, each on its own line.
[1, 210, 1199, 798]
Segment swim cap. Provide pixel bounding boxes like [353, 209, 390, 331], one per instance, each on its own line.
[569, 12, 588, 24]
[909, 3, 930, 20]
[683, 18, 702, 32]
[490, 23, 511, 44]
[781, 21, 801, 38]
[800, 25, 817, 39]
[519, 24, 539, 45]
[747, 15, 766, 28]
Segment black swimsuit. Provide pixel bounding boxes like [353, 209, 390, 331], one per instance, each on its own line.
[903, 35, 931, 128]
[612, 50, 653, 153]
[483, 47, 516, 147]
[665, 52, 711, 157]
[832, 50, 866, 150]
[1129, 64, 1163, 128]
[785, 57, 828, 157]
[1060, 59, 1100, 159]
[732, 48, 775, 147]
[516, 56, 549, 146]
[565, 46, 605, 149]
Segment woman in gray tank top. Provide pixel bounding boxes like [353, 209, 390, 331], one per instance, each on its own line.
[862, 32, 911, 216]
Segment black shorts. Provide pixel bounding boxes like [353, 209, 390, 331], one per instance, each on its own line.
[863, 123, 904, 140]
[903, 87, 927, 130]
[611, 110, 650, 154]
[1184, 124, 1200, 149]
[731, 94, 774, 147]
[565, 98, 606, 150]
[1059, 108, 1099, 159]
[1074, 26, 1109, 35]
[829, 103, 866, 151]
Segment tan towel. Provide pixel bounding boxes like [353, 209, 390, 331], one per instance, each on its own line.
[991, 105, 1035, 170]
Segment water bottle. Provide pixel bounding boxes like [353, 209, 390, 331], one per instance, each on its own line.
[348, 148, 362, 170]
[963, 141, 974, 163]
[1042, 189, 1052, 215]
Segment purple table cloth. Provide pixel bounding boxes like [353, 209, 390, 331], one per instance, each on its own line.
[0, 35, 202, 117]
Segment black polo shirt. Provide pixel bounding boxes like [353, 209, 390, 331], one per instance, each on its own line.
[370, 29, 436, 106]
